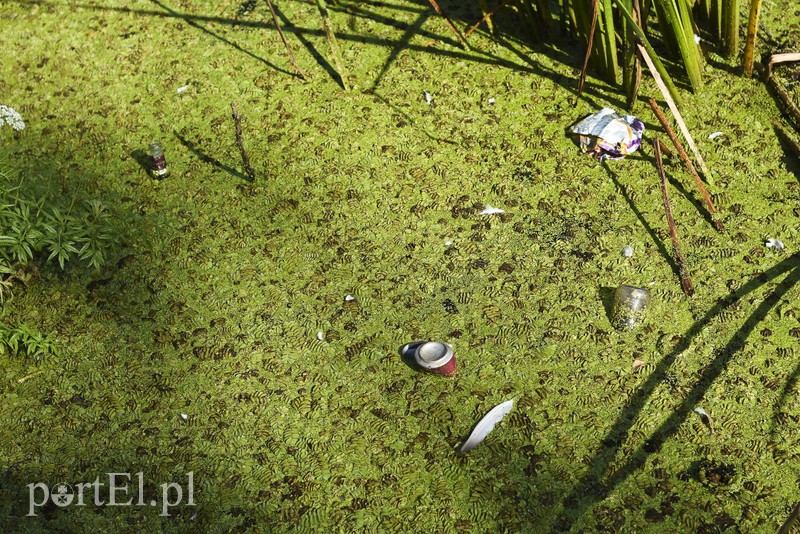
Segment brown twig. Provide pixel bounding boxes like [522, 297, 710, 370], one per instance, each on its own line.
[764, 52, 800, 78]
[654, 137, 694, 297]
[649, 98, 724, 233]
[767, 74, 800, 130]
[264, 0, 308, 80]
[465, 0, 510, 39]
[577, 0, 599, 100]
[773, 119, 800, 161]
[779, 501, 800, 534]
[231, 102, 256, 182]
[427, 0, 469, 48]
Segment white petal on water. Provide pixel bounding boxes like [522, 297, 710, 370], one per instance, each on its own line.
[479, 205, 504, 215]
[766, 238, 785, 250]
[317, 331, 325, 341]
[180, 413, 188, 420]
[708, 131, 724, 139]
[345, 294, 356, 301]
[460, 399, 514, 452]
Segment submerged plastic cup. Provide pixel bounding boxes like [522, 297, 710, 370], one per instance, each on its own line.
[611, 285, 651, 331]
[413, 342, 456, 376]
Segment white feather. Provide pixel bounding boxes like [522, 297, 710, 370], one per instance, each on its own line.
[708, 131, 724, 139]
[460, 399, 514, 452]
[479, 205, 504, 215]
[424, 91, 433, 104]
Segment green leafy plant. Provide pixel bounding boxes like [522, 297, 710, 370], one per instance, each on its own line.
[0, 322, 59, 360]
[0, 166, 122, 277]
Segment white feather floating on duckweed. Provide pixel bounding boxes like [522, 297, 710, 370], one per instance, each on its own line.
[708, 131, 724, 139]
[460, 399, 514, 452]
[766, 238, 785, 250]
[424, 91, 432, 105]
[177, 85, 190, 93]
[479, 205, 504, 215]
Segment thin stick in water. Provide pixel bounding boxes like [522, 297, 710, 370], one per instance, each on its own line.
[265, 0, 308, 80]
[231, 102, 256, 182]
[764, 52, 800, 78]
[654, 137, 694, 296]
[648, 98, 724, 233]
[427, 0, 469, 48]
[767, 75, 800, 129]
[773, 119, 800, 161]
[637, 43, 713, 185]
[315, 0, 349, 90]
[466, 0, 510, 39]
[577, 0, 600, 100]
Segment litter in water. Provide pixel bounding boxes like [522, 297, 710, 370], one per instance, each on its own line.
[570, 108, 645, 161]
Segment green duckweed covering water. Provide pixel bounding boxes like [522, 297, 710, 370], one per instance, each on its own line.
[1, 0, 800, 532]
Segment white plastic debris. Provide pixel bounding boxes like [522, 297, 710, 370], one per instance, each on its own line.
[345, 294, 356, 301]
[180, 413, 188, 420]
[479, 205, 504, 215]
[622, 246, 634, 257]
[766, 238, 785, 250]
[317, 331, 325, 341]
[488, 97, 496, 105]
[570, 108, 645, 161]
[694, 34, 701, 44]
[708, 131, 724, 139]
[444, 241, 453, 247]
[177, 85, 190, 93]
[424, 91, 433, 105]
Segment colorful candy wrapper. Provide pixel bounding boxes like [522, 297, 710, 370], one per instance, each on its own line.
[570, 108, 645, 161]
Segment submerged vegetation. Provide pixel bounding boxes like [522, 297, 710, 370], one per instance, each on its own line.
[1, 0, 800, 531]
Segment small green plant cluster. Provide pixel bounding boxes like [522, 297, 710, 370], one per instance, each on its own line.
[0, 170, 120, 275]
[0, 322, 59, 360]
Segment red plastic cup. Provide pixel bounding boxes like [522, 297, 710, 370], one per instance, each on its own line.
[413, 342, 456, 376]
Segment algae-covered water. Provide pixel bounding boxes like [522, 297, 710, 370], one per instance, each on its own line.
[1, 0, 800, 532]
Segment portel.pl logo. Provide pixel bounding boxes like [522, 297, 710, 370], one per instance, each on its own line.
[27, 472, 195, 517]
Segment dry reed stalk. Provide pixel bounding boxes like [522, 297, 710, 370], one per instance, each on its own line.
[767, 74, 800, 132]
[649, 98, 724, 233]
[742, 0, 763, 77]
[773, 119, 800, 161]
[265, 0, 308, 80]
[466, 0, 510, 39]
[577, 0, 600, 99]
[315, 0, 349, 90]
[638, 43, 713, 185]
[427, 0, 469, 47]
[654, 137, 694, 296]
[779, 501, 800, 534]
[231, 102, 256, 182]
[764, 52, 800, 78]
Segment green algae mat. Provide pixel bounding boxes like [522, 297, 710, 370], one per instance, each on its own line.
[2, 0, 800, 532]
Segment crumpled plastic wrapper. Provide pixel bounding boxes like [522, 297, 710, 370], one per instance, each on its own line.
[570, 108, 645, 161]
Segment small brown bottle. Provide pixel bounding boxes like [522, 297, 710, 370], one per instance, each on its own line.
[148, 141, 169, 179]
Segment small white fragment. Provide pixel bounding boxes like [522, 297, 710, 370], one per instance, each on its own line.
[345, 294, 356, 301]
[488, 97, 496, 105]
[177, 85, 190, 93]
[694, 34, 701, 44]
[424, 91, 433, 105]
[708, 131, 724, 139]
[317, 331, 325, 341]
[622, 246, 633, 257]
[766, 238, 785, 250]
[649, 281, 656, 286]
[693, 407, 709, 417]
[444, 240, 453, 247]
[180, 413, 188, 420]
[190, 510, 198, 520]
[479, 205, 504, 215]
